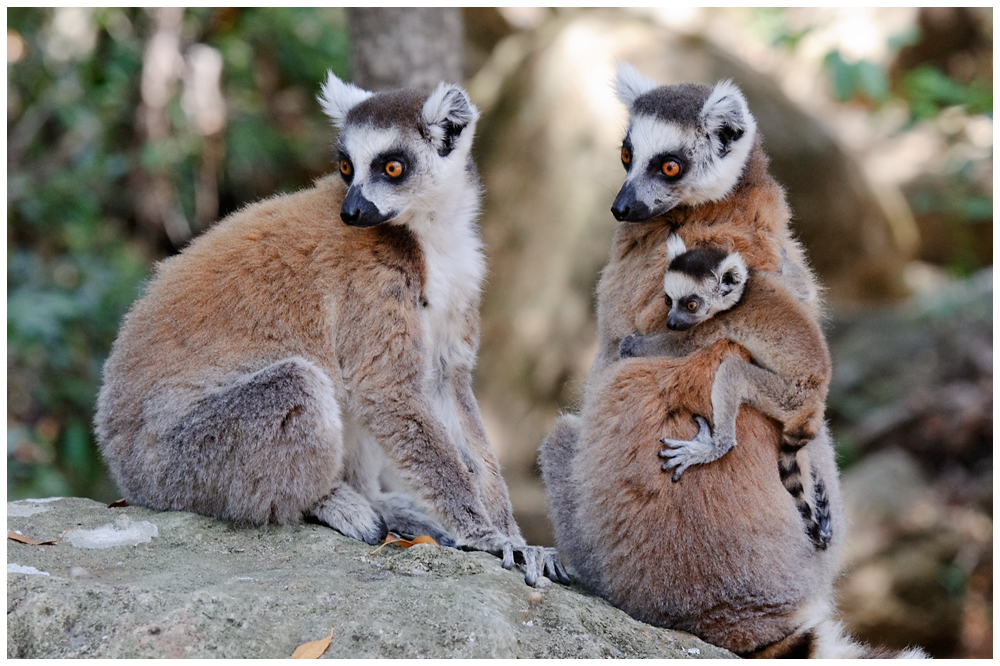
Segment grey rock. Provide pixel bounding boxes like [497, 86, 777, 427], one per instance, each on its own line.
[7, 497, 734, 659]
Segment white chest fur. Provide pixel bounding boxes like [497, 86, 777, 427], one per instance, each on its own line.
[412, 210, 485, 376]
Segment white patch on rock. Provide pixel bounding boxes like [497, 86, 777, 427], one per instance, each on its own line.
[8, 563, 50, 576]
[63, 514, 158, 549]
[7, 498, 65, 516]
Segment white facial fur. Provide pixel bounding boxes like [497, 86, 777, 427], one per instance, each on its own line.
[323, 75, 481, 227]
[663, 236, 748, 325]
[615, 64, 759, 217]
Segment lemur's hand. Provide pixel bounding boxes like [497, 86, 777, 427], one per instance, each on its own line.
[618, 332, 647, 359]
[659, 415, 731, 482]
[461, 532, 570, 586]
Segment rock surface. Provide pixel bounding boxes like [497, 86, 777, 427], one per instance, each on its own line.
[7, 497, 734, 659]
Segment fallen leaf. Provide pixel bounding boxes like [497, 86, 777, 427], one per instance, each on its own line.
[291, 628, 333, 659]
[108, 499, 130, 508]
[7, 529, 68, 546]
[369, 533, 438, 555]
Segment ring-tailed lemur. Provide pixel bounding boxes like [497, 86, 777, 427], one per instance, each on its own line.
[95, 72, 568, 587]
[619, 234, 833, 550]
[540, 63, 927, 657]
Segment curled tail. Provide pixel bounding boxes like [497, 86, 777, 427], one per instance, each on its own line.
[778, 441, 832, 550]
[741, 618, 930, 659]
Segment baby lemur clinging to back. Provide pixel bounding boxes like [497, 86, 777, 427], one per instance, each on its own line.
[620, 234, 833, 550]
[95, 72, 567, 587]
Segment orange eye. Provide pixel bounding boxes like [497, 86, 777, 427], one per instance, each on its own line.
[339, 159, 352, 177]
[385, 160, 404, 178]
[621, 147, 632, 165]
[686, 300, 698, 312]
[662, 160, 681, 178]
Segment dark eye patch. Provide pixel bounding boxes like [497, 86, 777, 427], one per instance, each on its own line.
[369, 149, 413, 184]
[647, 152, 687, 180]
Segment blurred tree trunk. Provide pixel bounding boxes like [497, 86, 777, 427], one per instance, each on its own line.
[347, 8, 464, 90]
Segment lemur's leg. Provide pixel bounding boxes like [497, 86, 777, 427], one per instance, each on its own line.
[156, 357, 348, 527]
[659, 356, 799, 481]
[538, 413, 587, 585]
[372, 491, 454, 547]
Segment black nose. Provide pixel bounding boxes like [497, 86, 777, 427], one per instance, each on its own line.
[666, 316, 693, 332]
[611, 184, 651, 222]
[341, 186, 393, 227]
[610, 202, 630, 222]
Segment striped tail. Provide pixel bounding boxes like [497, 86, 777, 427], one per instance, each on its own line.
[778, 441, 832, 550]
[741, 618, 930, 658]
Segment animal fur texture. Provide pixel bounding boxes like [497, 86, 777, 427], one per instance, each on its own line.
[96, 73, 567, 587]
[621, 237, 833, 550]
[540, 63, 927, 656]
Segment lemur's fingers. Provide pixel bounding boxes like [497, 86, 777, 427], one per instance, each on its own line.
[693, 414, 710, 430]
[501, 541, 515, 570]
[522, 547, 541, 587]
[542, 548, 571, 585]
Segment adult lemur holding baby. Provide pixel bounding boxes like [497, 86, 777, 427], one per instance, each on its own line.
[96, 72, 567, 587]
[540, 63, 926, 657]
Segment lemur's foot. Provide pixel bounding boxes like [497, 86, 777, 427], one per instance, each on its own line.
[659, 415, 731, 482]
[460, 533, 570, 587]
[310, 486, 388, 546]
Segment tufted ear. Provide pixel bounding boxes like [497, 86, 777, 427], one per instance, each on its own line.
[716, 251, 748, 308]
[317, 71, 373, 129]
[421, 82, 479, 157]
[700, 80, 756, 157]
[665, 234, 688, 264]
[614, 61, 658, 108]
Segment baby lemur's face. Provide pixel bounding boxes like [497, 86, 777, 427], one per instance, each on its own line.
[318, 74, 479, 228]
[663, 235, 747, 331]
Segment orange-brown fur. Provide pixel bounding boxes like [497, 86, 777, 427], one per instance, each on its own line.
[592, 138, 817, 375]
[546, 339, 844, 653]
[98, 175, 518, 544]
[540, 137, 850, 654]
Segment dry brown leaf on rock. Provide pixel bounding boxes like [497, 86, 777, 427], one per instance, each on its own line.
[369, 533, 438, 555]
[107, 499, 130, 508]
[8, 529, 68, 546]
[291, 628, 334, 659]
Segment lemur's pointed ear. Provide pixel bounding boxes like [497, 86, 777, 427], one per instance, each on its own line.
[614, 61, 658, 108]
[421, 82, 479, 157]
[318, 71, 373, 129]
[700, 80, 756, 157]
[717, 251, 748, 295]
[665, 234, 688, 264]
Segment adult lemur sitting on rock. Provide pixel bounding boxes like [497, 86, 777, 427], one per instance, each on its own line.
[96, 72, 567, 587]
[540, 63, 926, 657]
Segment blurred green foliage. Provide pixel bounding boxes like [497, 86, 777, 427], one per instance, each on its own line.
[7, 8, 349, 501]
[750, 7, 992, 276]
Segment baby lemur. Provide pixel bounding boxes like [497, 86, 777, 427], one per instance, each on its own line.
[95, 72, 567, 587]
[541, 64, 926, 657]
[620, 234, 833, 550]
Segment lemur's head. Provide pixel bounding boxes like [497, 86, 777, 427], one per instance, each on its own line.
[319, 72, 480, 227]
[611, 62, 757, 223]
[662, 234, 748, 331]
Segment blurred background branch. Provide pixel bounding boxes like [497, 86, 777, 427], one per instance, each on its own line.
[6, 7, 991, 658]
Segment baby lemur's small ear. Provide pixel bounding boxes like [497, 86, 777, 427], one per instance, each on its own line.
[318, 71, 373, 129]
[700, 80, 756, 157]
[614, 61, 658, 108]
[665, 234, 688, 264]
[422, 82, 479, 157]
[717, 251, 748, 294]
